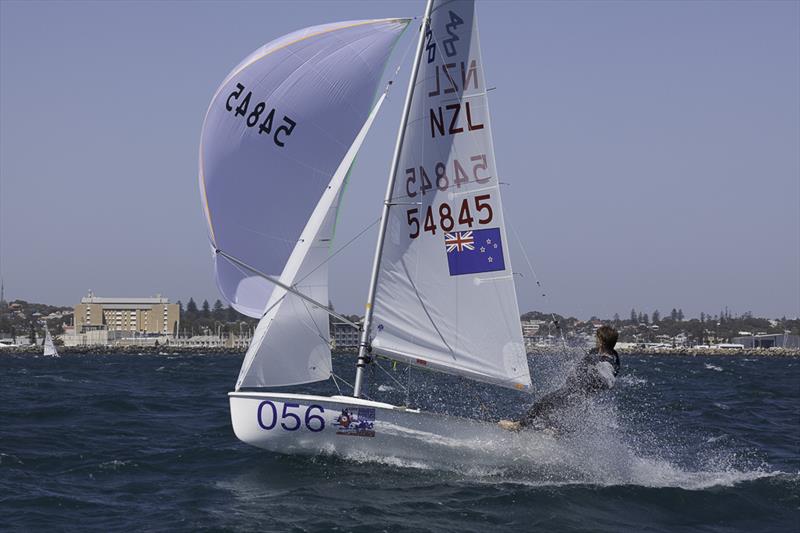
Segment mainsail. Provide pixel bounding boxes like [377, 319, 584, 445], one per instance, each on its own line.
[369, 0, 531, 391]
[200, 18, 410, 387]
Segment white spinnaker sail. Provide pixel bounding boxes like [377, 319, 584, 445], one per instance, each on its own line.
[236, 95, 388, 389]
[200, 18, 410, 318]
[43, 327, 58, 357]
[371, 0, 531, 391]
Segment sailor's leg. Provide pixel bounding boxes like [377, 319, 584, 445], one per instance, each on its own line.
[518, 388, 576, 428]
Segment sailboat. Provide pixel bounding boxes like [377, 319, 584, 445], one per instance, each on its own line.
[43, 325, 59, 357]
[199, 0, 531, 455]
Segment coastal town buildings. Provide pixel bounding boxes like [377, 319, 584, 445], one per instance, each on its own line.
[1, 294, 798, 353]
[521, 319, 545, 338]
[732, 333, 800, 349]
[74, 291, 179, 336]
[168, 332, 251, 349]
[332, 318, 362, 349]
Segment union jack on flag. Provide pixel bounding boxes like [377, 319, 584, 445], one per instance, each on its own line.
[445, 231, 475, 252]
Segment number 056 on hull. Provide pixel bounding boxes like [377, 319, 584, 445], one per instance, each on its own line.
[229, 392, 506, 459]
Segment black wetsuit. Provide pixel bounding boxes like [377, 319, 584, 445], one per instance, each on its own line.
[518, 348, 620, 428]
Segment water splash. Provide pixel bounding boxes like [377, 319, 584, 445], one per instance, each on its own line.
[333, 373, 780, 491]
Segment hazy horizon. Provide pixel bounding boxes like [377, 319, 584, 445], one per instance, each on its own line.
[1, 0, 798, 320]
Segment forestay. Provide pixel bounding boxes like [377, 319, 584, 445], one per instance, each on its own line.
[199, 18, 410, 388]
[370, 0, 531, 391]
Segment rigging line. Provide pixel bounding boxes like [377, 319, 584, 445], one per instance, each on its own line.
[296, 296, 329, 344]
[505, 209, 568, 350]
[233, 223, 297, 245]
[221, 254, 290, 319]
[296, 290, 330, 344]
[386, 17, 419, 93]
[331, 371, 354, 392]
[330, 371, 374, 400]
[260, 294, 285, 320]
[288, 20, 418, 282]
[289, 32, 416, 285]
[220, 248, 298, 320]
[406, 364, 412, 406]
[330, 371, 343, 395]
[220, 252, 291, 321]
[374, 357, 409, 393]
[400, 257, 457, 359]
[295, 217, 381, 286]
[216, 249, 361, 330]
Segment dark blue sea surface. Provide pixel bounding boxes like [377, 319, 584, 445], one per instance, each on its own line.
[1, 352, 797, 532]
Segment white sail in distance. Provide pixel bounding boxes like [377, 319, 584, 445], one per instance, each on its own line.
[370, 0, 531, 391]
[43, 326, 58, 357]
[200, 18, 411, 387]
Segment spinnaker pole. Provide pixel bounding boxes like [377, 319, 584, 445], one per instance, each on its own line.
[216, 249, 361, 330]
[353, 0, 434, 398]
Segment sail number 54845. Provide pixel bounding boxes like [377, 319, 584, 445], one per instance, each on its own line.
[407, 194, 493, 239]
[225, 82, 297, 148]
[257, 401, 325, 432]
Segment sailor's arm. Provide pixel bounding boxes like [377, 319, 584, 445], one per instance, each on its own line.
[592, 361, 616, 389]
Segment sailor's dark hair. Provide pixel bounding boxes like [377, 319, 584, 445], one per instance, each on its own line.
[596, 325, 618, 350]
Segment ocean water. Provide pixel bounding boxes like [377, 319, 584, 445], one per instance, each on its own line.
[1, 352, 797, 532]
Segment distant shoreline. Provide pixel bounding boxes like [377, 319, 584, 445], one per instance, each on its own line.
[2, 345, 799, 357]
[530, 346, 800, 357]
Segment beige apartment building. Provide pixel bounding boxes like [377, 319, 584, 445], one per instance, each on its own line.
[75, 291, 179, 336]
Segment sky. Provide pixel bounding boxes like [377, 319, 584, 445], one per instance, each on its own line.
[1, 0, 798, 320]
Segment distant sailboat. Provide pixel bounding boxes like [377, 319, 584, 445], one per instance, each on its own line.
[199, 0, 528, 456]
[43, 326, 59, 357]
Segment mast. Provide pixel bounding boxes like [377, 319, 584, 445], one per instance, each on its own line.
[353, 0, 435, 397]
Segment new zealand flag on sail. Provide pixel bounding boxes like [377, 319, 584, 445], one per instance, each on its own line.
[445, 227, 505, 276]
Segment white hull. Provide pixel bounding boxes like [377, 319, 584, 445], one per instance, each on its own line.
[229, 391, 517, 462]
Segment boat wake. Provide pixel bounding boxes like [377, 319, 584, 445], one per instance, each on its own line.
[333, 398, 783, 491]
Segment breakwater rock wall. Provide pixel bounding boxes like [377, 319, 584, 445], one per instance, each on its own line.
[4, 345, 798, 358]
[1, 345, 246, 356]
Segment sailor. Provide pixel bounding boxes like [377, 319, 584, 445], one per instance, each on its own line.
[499, 325, 620, 431]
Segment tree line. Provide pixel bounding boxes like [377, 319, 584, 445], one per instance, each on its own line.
[175, 298, 258, 337]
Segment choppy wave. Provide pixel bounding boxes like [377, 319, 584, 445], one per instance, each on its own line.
[1, 352, 798, 532]
[618, 374, 648, 386]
